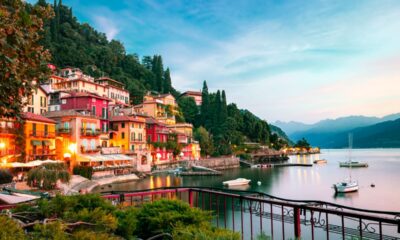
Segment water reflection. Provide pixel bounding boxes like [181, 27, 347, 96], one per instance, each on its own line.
[95, 149, 400, 211]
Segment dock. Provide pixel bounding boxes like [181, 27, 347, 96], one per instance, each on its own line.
[252, 163, 312, 168]
[179, 171, 222, 176]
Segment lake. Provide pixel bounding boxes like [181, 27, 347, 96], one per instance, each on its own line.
[95, 148, 400, 212]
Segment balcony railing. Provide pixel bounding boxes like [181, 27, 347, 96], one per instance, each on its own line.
[29, 131, 56, 138]
[102, 187, 400, 240]
[130, 138, 145, 143]
[57, 128, 72, 135]
[80, 128, 102, 137]
[0, 127, 16, 134]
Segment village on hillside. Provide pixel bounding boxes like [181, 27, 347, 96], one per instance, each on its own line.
[0, 67, 202, 180]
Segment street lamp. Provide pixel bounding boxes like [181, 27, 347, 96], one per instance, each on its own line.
[0, 142, 5, 157]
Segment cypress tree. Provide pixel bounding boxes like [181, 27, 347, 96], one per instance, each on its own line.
[151, 55, 164, 92]
[213, 90, 222, 134]
[201, 81, 210, 128]
[163, 68, 172, 93]
[221, 90, 228, 123]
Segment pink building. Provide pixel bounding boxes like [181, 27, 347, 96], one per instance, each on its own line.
[180, 91, 202, 106]
[60, 92, 110, 133]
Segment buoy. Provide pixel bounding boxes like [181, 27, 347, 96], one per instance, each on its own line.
[371, 183, 375, 187]
[257, 181, 262, 185]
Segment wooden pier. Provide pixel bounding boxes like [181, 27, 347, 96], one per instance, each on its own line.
[179, 171, 222, 176]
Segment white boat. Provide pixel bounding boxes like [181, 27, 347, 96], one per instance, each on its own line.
[223, 178, 251, 186]
[334, 134, 359, 193]
[334, 180, 359, 193]
[339, 161, 368, 167]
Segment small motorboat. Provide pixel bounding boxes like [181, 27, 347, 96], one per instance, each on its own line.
[339, 161, 368, 167]
[313, 159, 327, 164]
[334, 180, 359, 193]
[223, 178, 251, 186]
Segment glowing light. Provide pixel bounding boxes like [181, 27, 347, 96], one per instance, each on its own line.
[0, 142, 5, 149]
[68, 143, 77, 153]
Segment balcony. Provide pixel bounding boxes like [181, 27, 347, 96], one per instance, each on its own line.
[0, 127, 16, 135]
[130, 138, 145, 143]
[80, 128, 102, 137]
[57, 128, 72, 135]
[30, 131, 56, 138]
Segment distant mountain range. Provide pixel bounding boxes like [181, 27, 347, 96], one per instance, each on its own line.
[269, 124, 293, 145]
[274, 113, 400, 148]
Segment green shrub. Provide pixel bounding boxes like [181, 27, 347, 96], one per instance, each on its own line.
[115, 207, 139, 239]
[173, 225, 240, 240]
[27, 163, 70, 190]
[30, 221, 68, 240]
[73, 166, 93, 180]
[0, 215, 26, 240]
[0, 169, 13, 184]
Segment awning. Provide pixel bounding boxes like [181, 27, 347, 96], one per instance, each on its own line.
[31, 140, 42, 146]
[78, 154, 134, 162]
[42, 140, 52, 146]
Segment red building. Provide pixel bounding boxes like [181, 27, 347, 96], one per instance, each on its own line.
[60, 92, 111, 133]
[145, 117, 171, 163]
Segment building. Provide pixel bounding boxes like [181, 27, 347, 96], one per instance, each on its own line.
[180, 91, 202, 106]
[133, 93, 177, 125]
[95, 77, 130, 105]
[0, 118, 18, 160]
[60, 92, 111, 133]
[45, 110, 102, 169]
[167, 123, 201, 160]
[21, 112, 56, 162]
[109, 115, 147, 153]
[23, 86, 49, 115]
[145, 117, 171, 164]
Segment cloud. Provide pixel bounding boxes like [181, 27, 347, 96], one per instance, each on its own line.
[92, 16, 119, 41]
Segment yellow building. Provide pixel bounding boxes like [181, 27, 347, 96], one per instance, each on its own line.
[133, 93, 177, 125]
[21, 112, 56, 162]
[23, 86, 49, 115]
[109, 115, 147, 153]
[167, 123, 194, 138]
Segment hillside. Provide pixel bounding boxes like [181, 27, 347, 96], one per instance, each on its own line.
[327, 118, 400, 148]
[269, 124, 293, 145]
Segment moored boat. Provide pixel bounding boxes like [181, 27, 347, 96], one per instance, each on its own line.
[223, 178, 251, 186]
[313, 159, 327, 164]
[334, 180, 359, 193]
[339, 161, 368, 167]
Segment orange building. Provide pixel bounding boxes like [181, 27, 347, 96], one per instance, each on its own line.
[109, 115, 147, 153]
[0, 118, 18, 161]
[21, 112, 56, 162]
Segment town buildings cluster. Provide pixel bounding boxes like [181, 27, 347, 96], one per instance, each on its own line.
[0, 67, 201, 176]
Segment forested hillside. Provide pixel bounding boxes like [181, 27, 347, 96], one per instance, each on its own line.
[30, 0, 289, 155]
[36, 0, 176, 104]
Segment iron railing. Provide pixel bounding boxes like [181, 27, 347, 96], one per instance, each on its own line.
[102, 187, 400, 240]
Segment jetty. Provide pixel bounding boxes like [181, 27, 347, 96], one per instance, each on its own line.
[251, 163, 312, 168]
[179, 171, 222, 176]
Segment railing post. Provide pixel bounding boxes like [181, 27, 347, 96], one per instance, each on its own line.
[189, 189, 193, 207]
[294, 207, 301, 238]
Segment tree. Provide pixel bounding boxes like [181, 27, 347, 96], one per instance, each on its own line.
[200, 81, 210, 127]
[294, 138, 311, 150]
[177, 96, 198, 125]
[194, 127, 214, 156]
[151, 55, 164, 92]
[27, 163, 70, 190]
[163, 68, 172, 94]
[0, 0, 52, 118]
[0, 215, 27, 240]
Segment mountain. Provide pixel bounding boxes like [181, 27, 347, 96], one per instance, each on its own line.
[269, 124, 293, 145]
[327, 118, 400, 148]
[275, 113, 400, 147]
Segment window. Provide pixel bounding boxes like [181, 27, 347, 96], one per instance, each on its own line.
[131, 145, 135, 151]
[130, 132, 135, 141]
[62, 99, 67, 104]
[121, 122, 125, 128]
[90, 140, 95, 150]
[32, 123, 36, 136]
[64, 122, 69, 129]
[122, 132, 125, 139]
[40, 109, 46, 114]
[102, 108, 107, 119]
[44, 125, 48, 136]
[28, 107, 34, 113]
[157, 134, 160, 142]
[91, 106, 96, 115]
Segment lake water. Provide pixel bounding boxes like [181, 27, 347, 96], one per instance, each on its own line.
[97, 149, 400, 212]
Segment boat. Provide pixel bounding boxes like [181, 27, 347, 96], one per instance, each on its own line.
[313, 159, 327, 164]
[334, 180, 359, 193]
[334, 134, 359, 193]
[339, 161, 368, 167]
[223, 178, 251, 186]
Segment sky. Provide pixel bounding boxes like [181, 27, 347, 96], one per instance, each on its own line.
[31, 0, 400, 123]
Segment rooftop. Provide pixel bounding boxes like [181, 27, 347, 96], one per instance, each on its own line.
[21, 112, 56, 124]
[110, 115, 146, 123]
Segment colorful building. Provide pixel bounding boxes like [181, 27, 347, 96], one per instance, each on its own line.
[21, 112, 56, 162]
[45, 110, 102, 169]
[23, 86, 49, 115]
[180, 91, 202, 106]
[109, 115, 147, 153]
[95, 77, 130, 105]
[133, 93, 177, 125]
[0, 118, 18, 161]
[145, 117, 171, 164]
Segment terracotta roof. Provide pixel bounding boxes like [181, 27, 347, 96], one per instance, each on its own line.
[21, 112, 56, 124]
[44, 110, 98, 119]
[60, 92, 111, 101]
[144, 117, 166, 126]
[181, 91, 202, 96]
[110, 115, 145, 123]
[95, 77, 125, 87]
